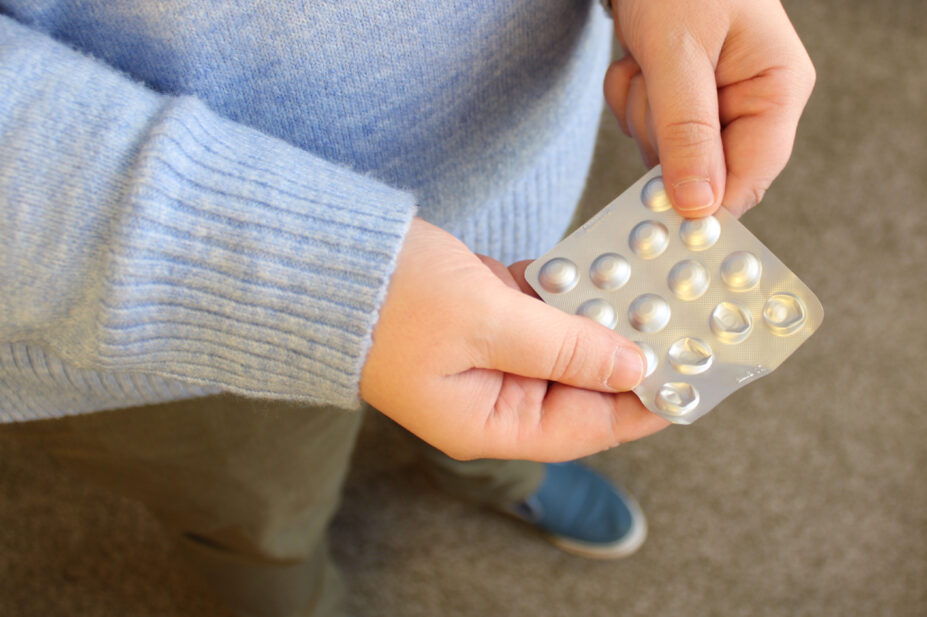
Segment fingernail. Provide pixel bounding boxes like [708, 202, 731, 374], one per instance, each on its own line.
[607, 346, 645, 391]
[673, 177, 715, 212]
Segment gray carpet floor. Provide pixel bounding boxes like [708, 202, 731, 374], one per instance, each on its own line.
[1, 1, 925, 615]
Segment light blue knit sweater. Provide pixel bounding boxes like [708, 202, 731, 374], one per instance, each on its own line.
[0, 1, 612, 422]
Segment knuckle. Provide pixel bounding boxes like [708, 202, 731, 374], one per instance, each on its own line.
[659, 119, 719, 154]
[802, 54, 817, 88]
[799, 57, 817, 100]
[768, 57, 817, 108]
[550, 328, 590, 384]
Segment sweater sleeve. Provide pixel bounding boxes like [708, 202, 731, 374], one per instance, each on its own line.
[0, 15, 417, 414]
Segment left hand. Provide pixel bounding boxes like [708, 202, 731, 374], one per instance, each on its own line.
[603, 0, 816, 218]
[360, 218, 668, 463]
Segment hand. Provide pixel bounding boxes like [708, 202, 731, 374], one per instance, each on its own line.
[360, 218, 669, 462]
[603, 0, 816, 217]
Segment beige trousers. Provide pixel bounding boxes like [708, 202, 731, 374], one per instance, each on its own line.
[0, 395, 544, 617]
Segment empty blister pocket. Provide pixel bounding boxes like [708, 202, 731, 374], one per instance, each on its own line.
[526, 166, 823, 424]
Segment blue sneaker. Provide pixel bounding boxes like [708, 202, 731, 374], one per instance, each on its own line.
[503, 462, 647, 559]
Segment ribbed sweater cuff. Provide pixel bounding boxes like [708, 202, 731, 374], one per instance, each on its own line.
[93, 98, 417, 407]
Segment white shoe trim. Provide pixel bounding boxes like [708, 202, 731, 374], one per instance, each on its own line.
[499, 486, 648, 560]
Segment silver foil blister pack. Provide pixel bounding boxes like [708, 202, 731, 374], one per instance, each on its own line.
[525, 166, 823, 424]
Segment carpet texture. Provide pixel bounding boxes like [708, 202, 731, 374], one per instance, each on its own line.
[1, 1, 925, 615]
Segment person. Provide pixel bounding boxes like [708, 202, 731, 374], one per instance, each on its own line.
[0, 1, 815, 616]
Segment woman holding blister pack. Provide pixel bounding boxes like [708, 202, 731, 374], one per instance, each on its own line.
[0, 0, 814, 615]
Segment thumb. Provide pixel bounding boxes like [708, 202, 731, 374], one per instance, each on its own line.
[477, 289, 646, 393]
[637, 36, 726, 217]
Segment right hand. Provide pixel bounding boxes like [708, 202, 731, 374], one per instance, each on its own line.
[603, 0, 816, 218]
[360, 218, 669, 462]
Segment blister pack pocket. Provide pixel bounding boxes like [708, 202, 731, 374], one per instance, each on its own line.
[525, 166, 823, 424]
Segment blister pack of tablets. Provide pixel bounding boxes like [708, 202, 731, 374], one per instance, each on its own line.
[525, 166, 823, 424]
